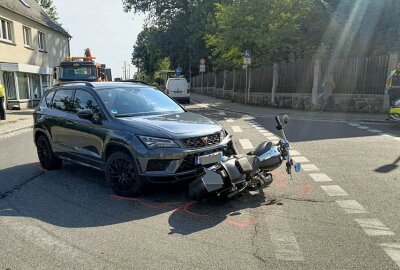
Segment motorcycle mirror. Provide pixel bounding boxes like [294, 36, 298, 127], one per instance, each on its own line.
[294, 163, 301, 173]
[283, 115, 290, 125]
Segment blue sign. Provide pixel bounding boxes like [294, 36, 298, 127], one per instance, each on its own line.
[244, 50, 252, 58]
[175, 67, 182, 76]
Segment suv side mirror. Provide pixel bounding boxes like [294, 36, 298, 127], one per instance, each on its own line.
[283, 115, 290, 125]
[77, 109, 93, 119]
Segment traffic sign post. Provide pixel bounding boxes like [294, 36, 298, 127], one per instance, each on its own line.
[199, 64, 206, 73]
[243, 50, 252, 104]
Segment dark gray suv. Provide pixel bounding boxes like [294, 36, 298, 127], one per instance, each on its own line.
[33, 82, 235, 196]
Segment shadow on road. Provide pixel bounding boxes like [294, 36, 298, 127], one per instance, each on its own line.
[0, 162, 270, 235]
[375, 156, 400, 173]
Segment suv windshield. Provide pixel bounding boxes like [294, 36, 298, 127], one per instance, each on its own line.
[60, 66, 97, 81]
[97, 86, 184, 117]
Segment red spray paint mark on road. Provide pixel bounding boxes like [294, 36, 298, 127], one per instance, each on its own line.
[300, 184, 311, 197]
[111, 195, 210, 218]
[112, 195, 184, 209]
[227, 216, 256, 228]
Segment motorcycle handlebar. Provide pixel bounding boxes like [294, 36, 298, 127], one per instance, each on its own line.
[275, 116, 282, 126]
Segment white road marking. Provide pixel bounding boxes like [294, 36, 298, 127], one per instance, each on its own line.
[218, 111, 226, 116]
[226, 119, 235, 123]
[348, 123, 361, 127]
[382, 134, 394, 138]
[309, 173, 333, 182]
[394, 137, 400, 141]
[262, 133, 274, 137]
[239, 139, 254, 150]
[265, 207, 304, 261]
[355, 219, 395, 236]
[290, 150, 301, 156]
[358, 126, 370, 130]
[368, 129, 383, 133]
[336, 200, 368, 214]
[266, 136, 280, 141]
[231, 126, 243, 133]
[254, 126, 265, 130]
[292, 156, 310, 163]
[381, 243, 400, 268]
[320, 185, 348, 196]
[301, 164, 320, 172]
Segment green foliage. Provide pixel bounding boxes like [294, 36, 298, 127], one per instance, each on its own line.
[36, 0, 59, 22]
[126, 0, 400, 76]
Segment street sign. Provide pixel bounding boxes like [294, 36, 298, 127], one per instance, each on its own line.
[200, 64, 206, 73]
[242, 64, 248, 69]
[244, 57, 251, 65]
[244, 50, 252, 58]
[175, 67, 182, 76]
[200, 58, 206, 65]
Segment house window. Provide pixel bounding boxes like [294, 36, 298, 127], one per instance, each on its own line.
[31, 74, 41, 99]
[0, 18, 13, 42]
[23, 26, 32, 47]
[16, 73, 30, 100]
[38, 31, 46, 51]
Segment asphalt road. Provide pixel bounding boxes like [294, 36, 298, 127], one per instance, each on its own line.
[0, 102, 399, 270]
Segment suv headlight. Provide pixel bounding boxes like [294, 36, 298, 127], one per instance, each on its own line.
[220, 129, 227, 141]
[139, 136, 179, 149]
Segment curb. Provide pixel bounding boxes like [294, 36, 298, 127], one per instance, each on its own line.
[0, 125, 33, 136]
[191, 98, 391, 124]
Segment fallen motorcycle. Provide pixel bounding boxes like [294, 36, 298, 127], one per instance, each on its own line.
[189, 115, 301, 200]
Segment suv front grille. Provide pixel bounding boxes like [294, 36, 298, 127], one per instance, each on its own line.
[182, 133, 221, 149]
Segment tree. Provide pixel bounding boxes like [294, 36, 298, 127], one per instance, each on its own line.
[36, 0, 59, 23]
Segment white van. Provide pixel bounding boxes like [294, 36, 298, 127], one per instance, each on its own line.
[165, 77, 190, 104]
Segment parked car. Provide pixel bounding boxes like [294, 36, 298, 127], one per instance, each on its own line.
[33, 82, 235, 196]
[165, 77, 190, 104]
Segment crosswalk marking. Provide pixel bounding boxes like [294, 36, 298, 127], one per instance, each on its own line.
[348, 123, 360, 127]
[290, 150, 301, 156]
[368, 129, 383, 133]
[358, 126, 370, 130]
[336, 200, 368, 214]
[381, 243, 400, 268]
[265, 207, 304, 261]
[261, 132, 274, 137]
[218, 111, 226, 116]
[231, 126, 243, 133]
[239, 139, 254, 150]
[266, 136, 280, 141]
[309, 173, 333, 182]
[382, 134, 394, 138]
[301, 164, 320, 172]
[355, 219, 395, 236]
[226, 119, 234, 123]
[320, 185, 348, 196]
[292, 156, 310, 163]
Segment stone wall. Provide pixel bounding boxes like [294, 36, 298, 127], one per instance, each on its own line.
[192, 88, 386, 113]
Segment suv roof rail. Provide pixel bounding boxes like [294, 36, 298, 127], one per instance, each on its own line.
[119, 79, 151, 86]
[54, 81, 95, 88]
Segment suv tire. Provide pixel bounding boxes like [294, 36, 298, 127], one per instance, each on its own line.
[36, 135, 63, 170]
[105, 151, 143, 197]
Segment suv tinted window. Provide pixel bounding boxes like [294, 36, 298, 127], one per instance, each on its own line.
[52, 89, 75, 112]
[74, 90, 103, 116]
[44, 91, 55, 106]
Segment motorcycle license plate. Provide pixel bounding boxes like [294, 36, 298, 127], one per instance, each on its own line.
[195, 152, 223, 165]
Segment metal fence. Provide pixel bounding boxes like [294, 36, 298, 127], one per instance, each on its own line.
[191, 54, 390, 96]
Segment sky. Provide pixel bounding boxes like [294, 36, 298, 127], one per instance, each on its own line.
[53, 0, 145, 79]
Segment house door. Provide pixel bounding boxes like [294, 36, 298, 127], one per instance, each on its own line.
[3, 72, 16, 109]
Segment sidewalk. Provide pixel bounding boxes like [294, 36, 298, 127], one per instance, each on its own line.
[191, 93, 390, 123]
[0, 109, 34, 136]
